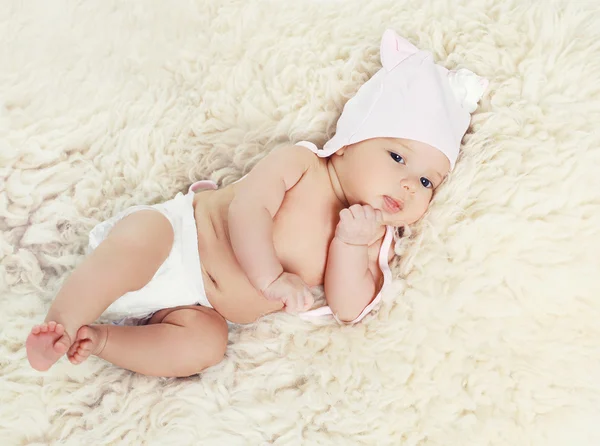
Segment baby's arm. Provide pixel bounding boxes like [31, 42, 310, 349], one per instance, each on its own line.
[228, 145, 316, 291]
[325, 240, 377, 322]
[324, 204, 383, 322]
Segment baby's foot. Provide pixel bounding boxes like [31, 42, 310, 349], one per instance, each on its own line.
[67, 325, 107, 365]
[26, 321, 72, 371]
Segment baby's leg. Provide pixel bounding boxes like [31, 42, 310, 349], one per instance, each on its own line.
[26, 210, 174, 371]
[69, 306, 228, 377]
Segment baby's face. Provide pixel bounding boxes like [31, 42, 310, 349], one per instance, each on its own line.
[333, 137, 450, 226]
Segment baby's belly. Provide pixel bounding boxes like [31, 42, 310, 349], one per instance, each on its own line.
[193, 193, 283, 324]
[199, 243, 284, 324]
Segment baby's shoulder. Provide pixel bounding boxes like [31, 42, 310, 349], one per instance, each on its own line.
[290, 143, 322, 167]
[258, 143, 322, 174]
[279, 143, 319, 159]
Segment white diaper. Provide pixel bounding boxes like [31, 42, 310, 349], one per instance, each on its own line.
[89, 187, 211, 326]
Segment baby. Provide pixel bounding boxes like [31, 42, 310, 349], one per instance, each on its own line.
[26, 30, 487, 377]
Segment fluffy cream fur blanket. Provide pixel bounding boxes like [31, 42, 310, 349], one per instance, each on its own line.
[2, 0, 600, 444]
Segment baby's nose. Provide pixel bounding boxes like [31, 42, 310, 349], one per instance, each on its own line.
[401, 178, 417, 193]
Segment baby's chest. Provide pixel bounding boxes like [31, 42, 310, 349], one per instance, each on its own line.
[272, 185, 337, 285]
[272, 183, 383, 287]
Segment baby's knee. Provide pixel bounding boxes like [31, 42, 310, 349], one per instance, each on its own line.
[189, 310, 228, 368]
[178, 337, 226, 377]
[165, 308, 228, 376]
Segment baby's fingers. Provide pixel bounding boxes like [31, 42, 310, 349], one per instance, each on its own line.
[302, 290, 314, 311]
[374, 209, 383, 223]
[284, 299, 297, 314]
[349, 204, 366, 219]
[283, 293, 301, 314]
[363, 205, 375, 221]
[339, 208, 352, 221]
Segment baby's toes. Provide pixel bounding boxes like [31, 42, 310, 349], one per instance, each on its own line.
[70, 350, 84, 364]
[78, 340, 93, 353]
[67, 341, 80, 360]
[54, 323, 65, 336]
[72, 342, 93, 365]
[47, 321, 57, 331]
[72, 351, 87, 365]
[76, 326, 92, 341]
[39, 323, 49, 333]
[30, 325, 41, 335]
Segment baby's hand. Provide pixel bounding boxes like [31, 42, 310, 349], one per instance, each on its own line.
[262, 272, 314, 314]
[335, 204, 384, 246]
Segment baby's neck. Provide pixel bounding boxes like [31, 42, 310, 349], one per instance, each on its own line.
[325, 160, 348, 207]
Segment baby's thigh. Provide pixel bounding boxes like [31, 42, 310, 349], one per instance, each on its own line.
[149, 306, 228, 370]
[98, 209, 175, 292]
[106, 209, 174, 258]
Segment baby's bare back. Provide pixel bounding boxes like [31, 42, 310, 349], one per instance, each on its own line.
[193, 157, 385, 324]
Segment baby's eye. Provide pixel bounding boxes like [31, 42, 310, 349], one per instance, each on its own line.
[420, 177, 433, 189]
[390, 152, 405, 164]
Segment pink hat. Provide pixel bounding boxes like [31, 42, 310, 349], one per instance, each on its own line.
[320, 29, 488, 169]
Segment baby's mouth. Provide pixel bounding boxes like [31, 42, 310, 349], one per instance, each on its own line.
[383, 195, 403, 213]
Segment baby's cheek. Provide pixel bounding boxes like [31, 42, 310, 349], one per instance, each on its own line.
[409, 197, 431, 224]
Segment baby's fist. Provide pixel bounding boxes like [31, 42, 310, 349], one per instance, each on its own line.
[335, 204, 384, 246]
[262, 272, 314, 314]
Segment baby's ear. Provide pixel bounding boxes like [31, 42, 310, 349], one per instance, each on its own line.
[380, 29, 419, 71]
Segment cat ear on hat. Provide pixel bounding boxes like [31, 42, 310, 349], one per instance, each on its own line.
[380, 29, 419, 71]
[447, 68, 489, 113]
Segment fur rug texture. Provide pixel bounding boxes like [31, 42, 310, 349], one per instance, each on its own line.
[2, 0, 600, 444]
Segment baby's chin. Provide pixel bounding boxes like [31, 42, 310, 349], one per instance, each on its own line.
[381, 214, 422, 228]
[379, 210, 411, 227]
[369, 201, 421, 226]
[381, 220, 406, 228]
